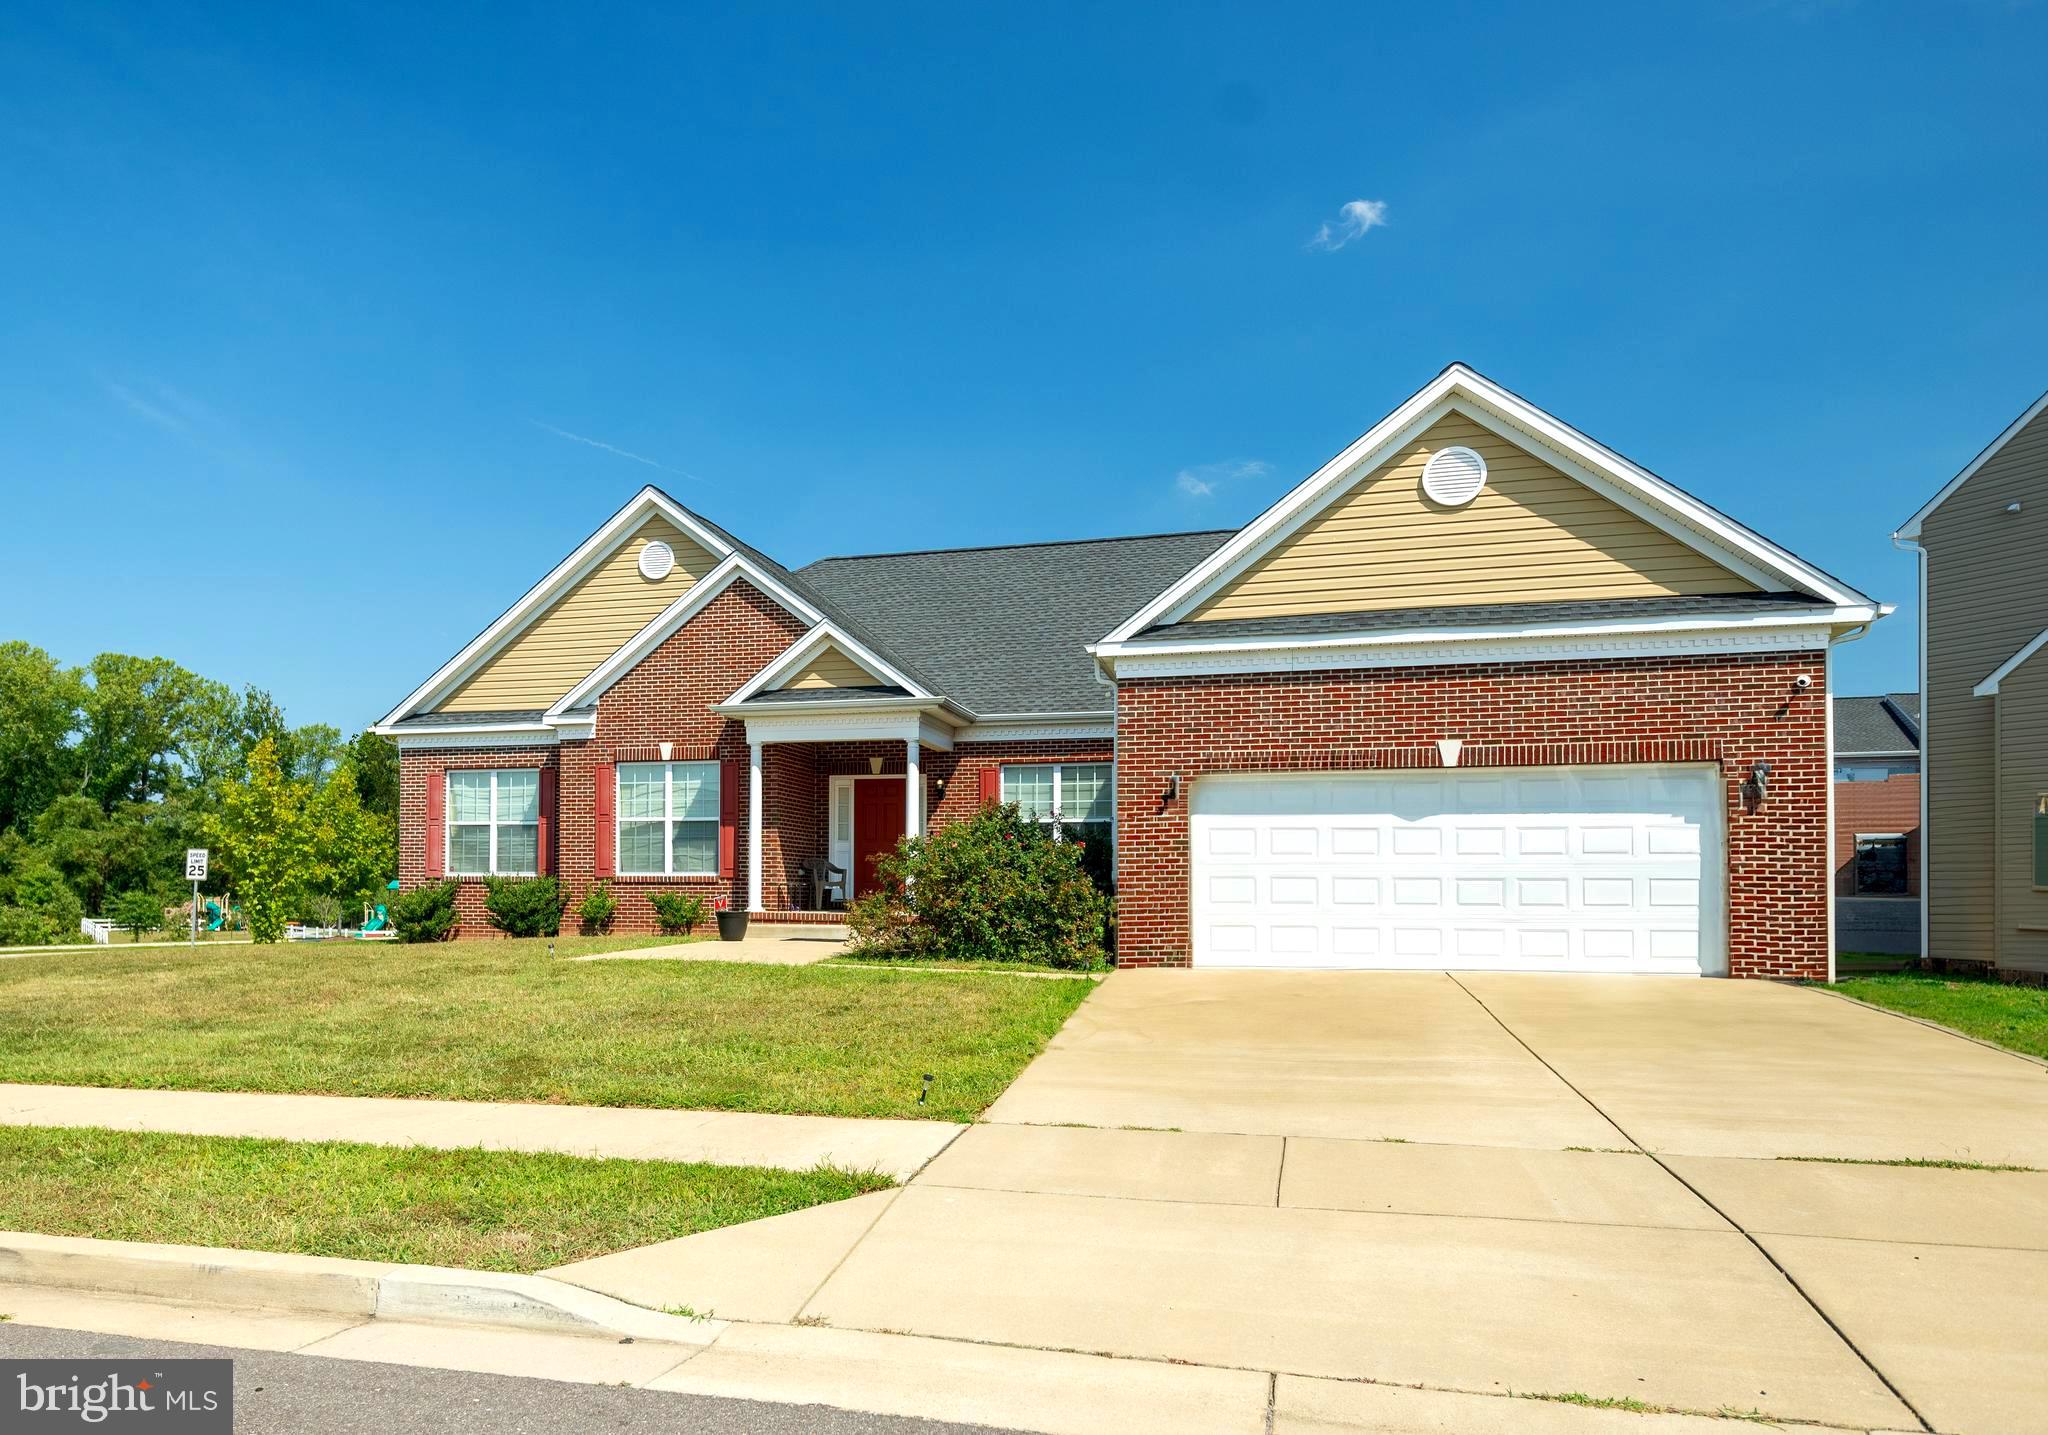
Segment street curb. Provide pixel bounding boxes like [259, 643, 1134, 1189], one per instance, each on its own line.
[0, 1231, 725, 1345]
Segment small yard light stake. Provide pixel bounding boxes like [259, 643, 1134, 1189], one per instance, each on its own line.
[918, 1073, 933, 1107]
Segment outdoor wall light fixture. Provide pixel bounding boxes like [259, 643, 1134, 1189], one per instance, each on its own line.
[1164, 774, 1181, 801]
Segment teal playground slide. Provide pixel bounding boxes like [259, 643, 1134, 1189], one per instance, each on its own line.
[361, 904, 389, 934]
[204, 901, 226, 932]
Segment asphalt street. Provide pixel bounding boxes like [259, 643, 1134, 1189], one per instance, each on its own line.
[0, 1322, 1026, 1435]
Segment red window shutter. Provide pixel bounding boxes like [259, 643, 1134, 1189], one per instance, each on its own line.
[718, 756, 740, 879]
[537, 767, 557, 876]
[424, 771, 445, 878]
[978, 767, 1001, 806]
[593, 763, 615, 878]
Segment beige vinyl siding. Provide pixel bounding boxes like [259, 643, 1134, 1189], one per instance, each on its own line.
[438, 516, 716, 712]
[779, 644, 885, 690]
[1993, 652, 2048, 971]
[1189, 414, 1755, 621]
[1921, 404, 2048, 965]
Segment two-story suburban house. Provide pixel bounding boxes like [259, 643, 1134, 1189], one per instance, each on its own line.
[377, 365, 1886, 978]
[1895, 388, 2048, 976]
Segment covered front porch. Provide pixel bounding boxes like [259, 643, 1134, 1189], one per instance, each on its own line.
[730, 701, 964, 917]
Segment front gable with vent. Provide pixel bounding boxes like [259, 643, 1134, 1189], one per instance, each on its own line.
[1097, 364, 1879, 677]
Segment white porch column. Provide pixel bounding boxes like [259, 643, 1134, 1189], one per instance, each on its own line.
[747, 739, 765, 914]
[904, 739, 922, 841]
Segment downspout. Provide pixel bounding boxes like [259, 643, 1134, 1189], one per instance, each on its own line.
[1892, 532, 1929, 965]
[1826, 620, 1874, 987]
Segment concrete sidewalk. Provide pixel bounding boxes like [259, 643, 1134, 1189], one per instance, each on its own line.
[0, 1084, 961, 1180]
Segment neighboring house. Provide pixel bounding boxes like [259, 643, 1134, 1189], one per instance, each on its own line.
[1895, 387, 2048, 976]
[377, 364, 1885, 978]
[1832, 693, 1921, 957]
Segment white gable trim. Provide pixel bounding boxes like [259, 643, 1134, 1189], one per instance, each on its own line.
[724, 622, 934, 705]
[1896, 387, 2048, 541]
[377, 486, 738, 726]
[1974, 627, 2048, 697]
[1104, 365, 1867, 644]
[544, 554, 830, 719]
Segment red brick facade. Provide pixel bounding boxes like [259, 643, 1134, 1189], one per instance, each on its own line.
[398, 576, 1115, 937]
[1833, 773, 1921, 897]
[1112, 649, 1831, 980]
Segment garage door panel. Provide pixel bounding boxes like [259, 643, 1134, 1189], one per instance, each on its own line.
[1190, 764, 1725, 975]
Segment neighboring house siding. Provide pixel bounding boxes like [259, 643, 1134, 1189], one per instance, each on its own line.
[1189, 413, 1756, 622]
[1921, 405, 2048, 966]
[781, 645, 885, 690]
[1833, 775, 1920, 897]
[438, 516, 717, 712]
[1113, 650, 1829, 979]
[1995, 654, 2048, 970]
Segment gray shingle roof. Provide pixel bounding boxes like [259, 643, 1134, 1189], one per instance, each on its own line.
[1835, 694, 1921, 755]
[796, 531, 1235, 715]
[1138, 592, 1831, 643]
[387, 709, 544, 729]
[737, 686, 915, 705]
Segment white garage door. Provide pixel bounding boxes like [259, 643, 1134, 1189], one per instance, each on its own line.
[1190, 765, 1725, 975]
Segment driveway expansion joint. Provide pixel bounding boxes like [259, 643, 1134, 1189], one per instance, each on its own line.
[1445, 973, 1939, 1435]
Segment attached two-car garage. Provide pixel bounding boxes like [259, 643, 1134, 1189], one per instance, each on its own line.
[1188, 765, 1726, 975]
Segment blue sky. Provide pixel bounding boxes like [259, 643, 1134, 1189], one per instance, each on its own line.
[3, 2, 2044, 733]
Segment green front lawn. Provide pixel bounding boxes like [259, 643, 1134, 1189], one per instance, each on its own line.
[1831, 971, 2048, 1062]
[0, 937, 1094, 1121]
[0, 1125, 889, 1272]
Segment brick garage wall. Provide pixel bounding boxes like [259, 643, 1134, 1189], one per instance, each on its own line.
[1833, 774, 1920, 897]
[1114, 650, 1830, 980]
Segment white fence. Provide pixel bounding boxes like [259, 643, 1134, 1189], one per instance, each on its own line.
[79, 918, 116, 944]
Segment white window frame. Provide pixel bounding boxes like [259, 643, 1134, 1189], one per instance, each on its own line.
[616, 760, 721, 878]
[445, 769, 540, 878]
[1001, 762, 1115, 841]
[1849, 831, 1910, 897]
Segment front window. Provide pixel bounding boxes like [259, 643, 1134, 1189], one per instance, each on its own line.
[1852, 834, 1908, 896]
[1003, 762, 1114, 887]
[618, 761, 720, 876]
[447, 769, 539, 876]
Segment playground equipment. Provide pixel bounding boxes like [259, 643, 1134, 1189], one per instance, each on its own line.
[355, 879, 400, 940]
[204, 900, 226, 932]
[360, 904, 389, 934]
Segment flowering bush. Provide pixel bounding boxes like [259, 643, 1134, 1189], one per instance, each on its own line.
[846, 802, 1107, 969]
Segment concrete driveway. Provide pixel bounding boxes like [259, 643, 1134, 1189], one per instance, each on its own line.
[560, 972, 2048, 1435]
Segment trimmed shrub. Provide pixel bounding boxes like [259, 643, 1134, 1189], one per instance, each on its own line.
[483, 876, 564, 938]
[649, 891, 708, 936]
[577, 881, 618, 934]
[107, 890, 167, 940]
[390, 879, 458, 944]
[846, 802, 1107, 968]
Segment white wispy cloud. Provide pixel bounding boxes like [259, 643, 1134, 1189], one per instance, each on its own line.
[1174, 459, 1270, 500]
[106, 381, 188, 432]
[529, 420, 697, 479]
[1307, 198, 1389, 252]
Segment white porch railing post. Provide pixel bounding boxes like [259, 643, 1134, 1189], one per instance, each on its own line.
[904, 738, 922, 841]
[747, 739, 765, 914]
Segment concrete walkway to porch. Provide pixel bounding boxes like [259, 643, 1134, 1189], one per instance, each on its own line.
[571, 923, 849, 965]
[0, 1082, 959, 1182]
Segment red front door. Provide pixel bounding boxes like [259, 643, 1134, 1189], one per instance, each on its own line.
[852, 778, 906, 898]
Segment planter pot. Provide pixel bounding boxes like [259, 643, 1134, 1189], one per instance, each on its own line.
[716, 910, 750, 942]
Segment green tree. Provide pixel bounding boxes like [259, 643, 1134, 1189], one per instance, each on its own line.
[0, 642, 83, 834]
[77, 654, 202, 813]
[0, 830, 84, 945]
[308, 762, 396, 920]
[108, 889, 167, 940]
[207, 737, 314, 943]
[32, 795, 173, 917]
[340, 731, 399, 823]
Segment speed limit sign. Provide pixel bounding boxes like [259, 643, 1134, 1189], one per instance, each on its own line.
[185, 849, 209, 882]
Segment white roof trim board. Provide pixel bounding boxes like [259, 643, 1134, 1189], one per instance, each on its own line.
[723, 621, 935, 707]
[377, 487, 739, 728]
[1104, 364, 1871, 645]
[1974, 626, 2048, 697]
[1896, 387, 2048, 541]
